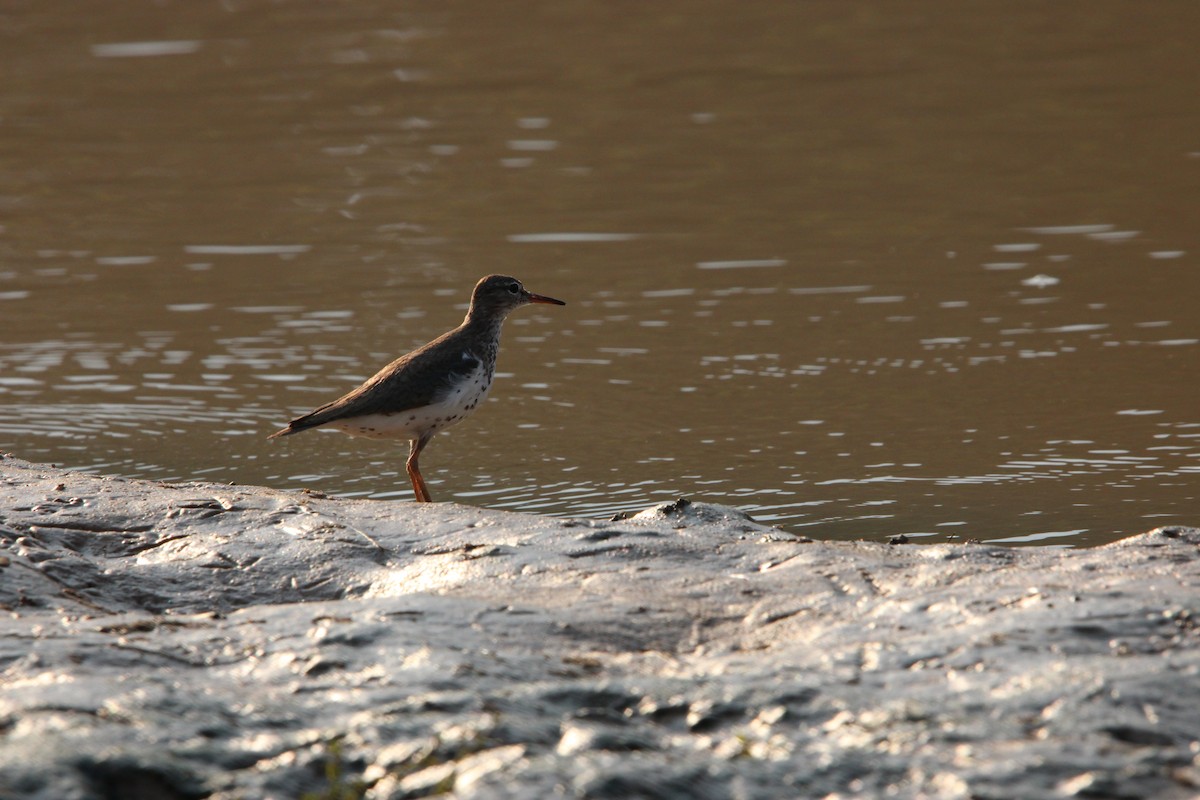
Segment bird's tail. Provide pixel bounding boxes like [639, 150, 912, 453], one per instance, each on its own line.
[267, 407, 335, 440]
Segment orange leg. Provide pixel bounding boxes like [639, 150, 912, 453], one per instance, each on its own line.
[406, 435, 433, 502]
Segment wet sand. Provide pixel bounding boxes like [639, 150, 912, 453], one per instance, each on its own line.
[1, 452, 1198, 798]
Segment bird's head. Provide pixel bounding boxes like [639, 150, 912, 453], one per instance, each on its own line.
[468, 274, 566, 321]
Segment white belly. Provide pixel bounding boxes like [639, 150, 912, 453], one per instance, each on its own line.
[328, 364, 493, 442]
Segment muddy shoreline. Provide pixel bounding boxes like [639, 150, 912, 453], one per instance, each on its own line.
[1, 453, 1198, 799]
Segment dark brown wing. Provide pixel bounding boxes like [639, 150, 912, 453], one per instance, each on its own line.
[268, 330, 479, 438]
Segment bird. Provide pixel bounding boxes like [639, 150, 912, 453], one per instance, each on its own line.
[268, 274, 565, 502]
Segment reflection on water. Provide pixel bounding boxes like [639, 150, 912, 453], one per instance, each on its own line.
[2, 1, 1198, 546]
[3, 233, 1195, 547]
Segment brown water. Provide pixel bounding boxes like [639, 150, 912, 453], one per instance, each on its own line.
[3, 2, 1198, 546]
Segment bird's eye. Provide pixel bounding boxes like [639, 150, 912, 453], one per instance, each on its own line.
[507, 283, 520, 294]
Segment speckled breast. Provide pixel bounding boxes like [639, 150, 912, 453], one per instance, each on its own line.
[329, 358, 495, 441]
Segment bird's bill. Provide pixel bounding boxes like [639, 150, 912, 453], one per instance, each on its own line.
[525, 291, 566, 306]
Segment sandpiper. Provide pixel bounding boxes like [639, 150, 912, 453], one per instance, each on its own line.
[269, 274, 565, 502]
